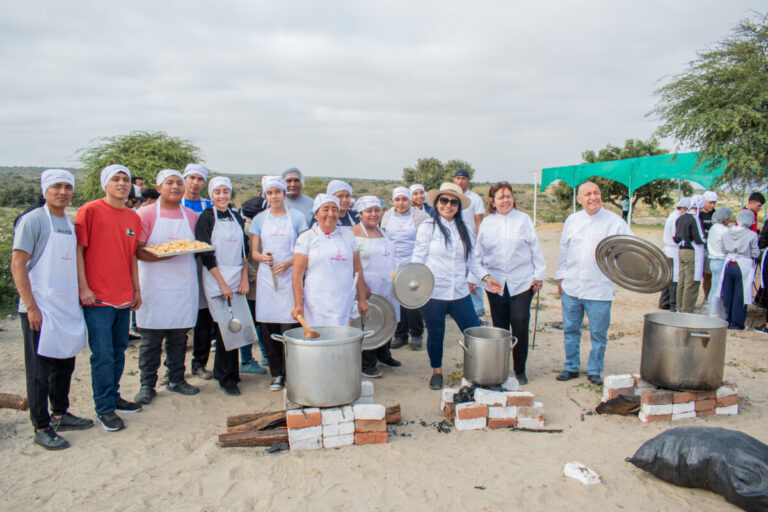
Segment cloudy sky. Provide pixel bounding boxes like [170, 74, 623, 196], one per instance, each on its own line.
[0, 1, 761, 183]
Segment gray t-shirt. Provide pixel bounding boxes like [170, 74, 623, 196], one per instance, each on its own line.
[284, 194, 315, 224]
[12, 207, 73, 313]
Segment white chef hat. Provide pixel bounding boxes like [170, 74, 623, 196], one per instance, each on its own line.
[261, 175, 286, 195]
[702, 191, 718, 202]
[677, 197, 691, 209]
[689, 194, 703, 210]
[208, 176, 232, 197]
[409, 184, 425, 195]
[100, 164, 131, 191]
[41, 169, 75, 194]
[313, 193, 340, 213]
[282, 167, 304, 184]
[355, 195, 382, 212]
[183, 164, 208, 181]
[327, 179, 353, 196]
[156, 169, 183, 187]
[392, 187, 410, 201]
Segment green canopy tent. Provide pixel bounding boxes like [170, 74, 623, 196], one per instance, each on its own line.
[536, 152, 725, 223]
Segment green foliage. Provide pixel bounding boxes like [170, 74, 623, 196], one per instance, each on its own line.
[651, 12, 768, 186]
[0, 211, 19, 314]
[77, 131, 203, 201]
[0, 185, 40, 208]
[303, 177, 329, 198]
[402, 158, 476, 191]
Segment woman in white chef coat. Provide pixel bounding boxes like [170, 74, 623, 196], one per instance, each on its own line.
[412, 183, 502, 390]
[292, 194, 369, 327]
[381, 186, 429, 350]
[250, 176, 308, 391]
[476, 183, 545, 385]
[351, 196, 402, 378]
[195, 177, 255, 396]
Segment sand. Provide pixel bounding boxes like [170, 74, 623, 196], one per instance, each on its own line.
[1, 225, 765, 511]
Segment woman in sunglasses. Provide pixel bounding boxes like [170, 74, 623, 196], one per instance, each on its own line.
[412, 183, 502, 389]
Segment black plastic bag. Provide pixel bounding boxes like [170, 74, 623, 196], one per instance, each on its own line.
[627, 426, 768, 511]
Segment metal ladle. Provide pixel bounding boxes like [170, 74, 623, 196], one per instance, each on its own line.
[226, 297, 242, 333]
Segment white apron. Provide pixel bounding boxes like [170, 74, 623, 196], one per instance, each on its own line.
[716, 254, 756, 306]
[384, 209, 416, 269]
[359, 227, 400, 322]
[136, 202, 198, 329]
[256, 209, 297, 324]
[202, 209, 255, 350]
[30, 206, 86, 359]
[303, 228, 354, 326]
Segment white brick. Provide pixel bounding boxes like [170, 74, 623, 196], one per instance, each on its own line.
[454, 417, 486, 431]
[441, 388, 458, 404]
[288, 425, 323, 444]
[716, 404, 739, 415]
[672, 411, 696, 421]
[716, 384, 738, 398]
[532, 401, 544, 417]
[604, 374, 634, 390]
[352, 396, 374, 405]
[633, 379, 655, 395]
[640, 403, 672, 416]
[323, 422, 355, 437]
[361, 380, 374, 397]
[352, 403, 385, 420]
[672, 402, 695, 415]
[474, 388, 511, 406]
[461, 377, 472, 388]
[563, 462, 602, 485]
[286, 407, 320, 420]
[501, 377, 520, 391]
[323, 434, 354, 448]
[290, 437, 323, 451]
[340, 405, 354, 422]
[321, 407, 343, 425]
[488, 406, 517, 419]
[517, 417, 544, 429]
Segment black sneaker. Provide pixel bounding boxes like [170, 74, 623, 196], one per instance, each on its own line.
[34, 426, 70, 450]
[408, 336, 423, 350]
[362, 367, 382, 378]
[134, 387, 156, 405]
[378, 357, 401, 368]
[269, 376, 285, 391]
[429, 373, 443, 390]
[556, 370, 579, 381]
[192, 366, 212, 380]
[588, 374, 603, 386]
[222, 384, 241, 396]
[115, 398, 141, 414]
[515, 372, 528, 386]
[97, 412, 125, 432]
[50, 412, 94, 431]
[390, 337, 408, 349]
[167, 380, 200, 396]
[754, 325, 768, 335]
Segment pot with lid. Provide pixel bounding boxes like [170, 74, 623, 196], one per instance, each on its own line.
[457, 327, 518, 386]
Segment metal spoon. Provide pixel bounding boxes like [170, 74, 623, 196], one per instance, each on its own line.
[226, 297, 242, 333]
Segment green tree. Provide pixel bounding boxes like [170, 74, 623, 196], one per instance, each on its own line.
[650, 12, 768, 186]
[402, 158, 476, 190]
[303, 177, 328, 198]
[77, 131, 204, 201]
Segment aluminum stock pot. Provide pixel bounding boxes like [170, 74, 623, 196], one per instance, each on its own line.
[640, 312, 727, 391]
[272, 326, 374, 407]
[457, 327, 517, 386]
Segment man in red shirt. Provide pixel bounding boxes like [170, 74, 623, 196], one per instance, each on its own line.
[744, 192, 765, 233]
[76, 164, 143, 432]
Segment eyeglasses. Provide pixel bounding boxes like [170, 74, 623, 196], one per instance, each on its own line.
[438, 197, 460, 207]
[493, 181, 509, 186]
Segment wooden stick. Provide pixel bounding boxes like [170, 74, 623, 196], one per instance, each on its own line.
[513, 427, 564, 433]
[226, 410, 285, 428]
[0, 393, 28, 411]
[385, 404, 401, 424]
[227, 411, 286, 433]
[218, 429, 288, 447]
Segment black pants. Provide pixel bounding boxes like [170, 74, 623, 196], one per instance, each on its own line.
[394, 306, 424, 338]
[138, 328, 188, 388]
[21, 313, 75, 430]
[362, 342, 393, 371]
[658, 257, 677, 311]
[486, 286, 533, 375]
[212, 323, 239, 388]
[192, 307, 218, 371]
[261, 322, 297, 377]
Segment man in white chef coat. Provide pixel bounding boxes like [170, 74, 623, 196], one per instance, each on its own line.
[555, 182, 631, 386]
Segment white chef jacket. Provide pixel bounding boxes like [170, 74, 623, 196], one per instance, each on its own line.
[476, 210, 546, 297]
[556, 207, 632, 301]
[662, 209, 682, 258]
[412, 218, 489, 301]
[461, 189, 485, 233]
[706, 223, 728, 260]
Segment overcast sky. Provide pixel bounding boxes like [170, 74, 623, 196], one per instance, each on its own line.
[0, 1, 761, 183]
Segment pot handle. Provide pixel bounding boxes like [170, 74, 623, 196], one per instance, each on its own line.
[510, 336, 519, 349]
[690, 331, 711, 347]
[456, 338, 471, 357]
[271, 334, 285, 343]
[362, 330, 376, 339]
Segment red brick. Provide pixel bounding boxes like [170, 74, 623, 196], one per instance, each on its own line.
[695, 390, 715, 401]
[695, 399, 716, 412]
[354, 432, 387, 444]
[640, 413, 671, 423]
[488, 418, 518, 429]
[697, 408, 715, 417]
[716, 395, 738, 408]
[456, 403, 488, 420]
[607, 387, 635, 400]
[641, 390, 673, 405]
[444, 403, 455, 423]
[505, 395, 534, 407]
[355, 419, 386, 433]
[673, 392, 697, 404]
[286, 411, 322, 429]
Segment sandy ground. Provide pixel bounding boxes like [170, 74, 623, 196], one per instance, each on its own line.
[1, 225, 766, 511]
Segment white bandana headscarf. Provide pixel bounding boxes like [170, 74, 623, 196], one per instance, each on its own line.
[183, 164, 208, 181]
[392, 187, 410, 201]
[327, 180, 353, 196]
[41, 169, 75, 194]
[677, 197, 691, 209]
[355, 195, 381, 212]
[100, 164, 131, 191]
[208, 176, 232, 198]
[313, 193, 340, 213]
[156, 169, 183, 187]
[261, 175, 286, 195]
[409, 184, 425, 195]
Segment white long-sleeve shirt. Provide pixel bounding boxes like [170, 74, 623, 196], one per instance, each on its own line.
[556, 207, 632, 301]
[411, 217, 488, 300]
[476, 210, 546, 296]
[707, 223, 728, 260]
[662, 209, 682, 258]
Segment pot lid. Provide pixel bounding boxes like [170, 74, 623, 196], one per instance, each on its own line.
[350, 294, 396, 351]
[392, 263, 434, 309]
[595, 235, 672, 293]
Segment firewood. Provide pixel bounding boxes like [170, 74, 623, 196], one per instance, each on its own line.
[218, 428, 288, 447]
[226, 409, 285, 427]
[227, 411, 286, 433]
[0, 393, 28, 411]
[385, 404, 401, 424]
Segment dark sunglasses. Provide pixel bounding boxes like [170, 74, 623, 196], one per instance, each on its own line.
[438, 196, 460, 207]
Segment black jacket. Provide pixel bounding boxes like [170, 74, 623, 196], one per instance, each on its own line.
[673, 213, 705, 248]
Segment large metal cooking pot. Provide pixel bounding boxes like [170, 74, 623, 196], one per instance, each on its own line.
[272, 326, 374, 407]
[641, 312, 727, 391]
[457, 327, 518, 386]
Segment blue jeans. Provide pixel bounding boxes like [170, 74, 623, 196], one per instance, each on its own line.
[561, 292, 612, 376]
[419, 295, 480, 369]
[722, 264, 746, 329]
[708, 259, 725, 316]
[83, 306, 130, 414]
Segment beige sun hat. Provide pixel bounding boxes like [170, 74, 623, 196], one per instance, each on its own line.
[426, 182, 471, 209]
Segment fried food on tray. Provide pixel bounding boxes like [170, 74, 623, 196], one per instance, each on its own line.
[145, 239, 213, 255]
